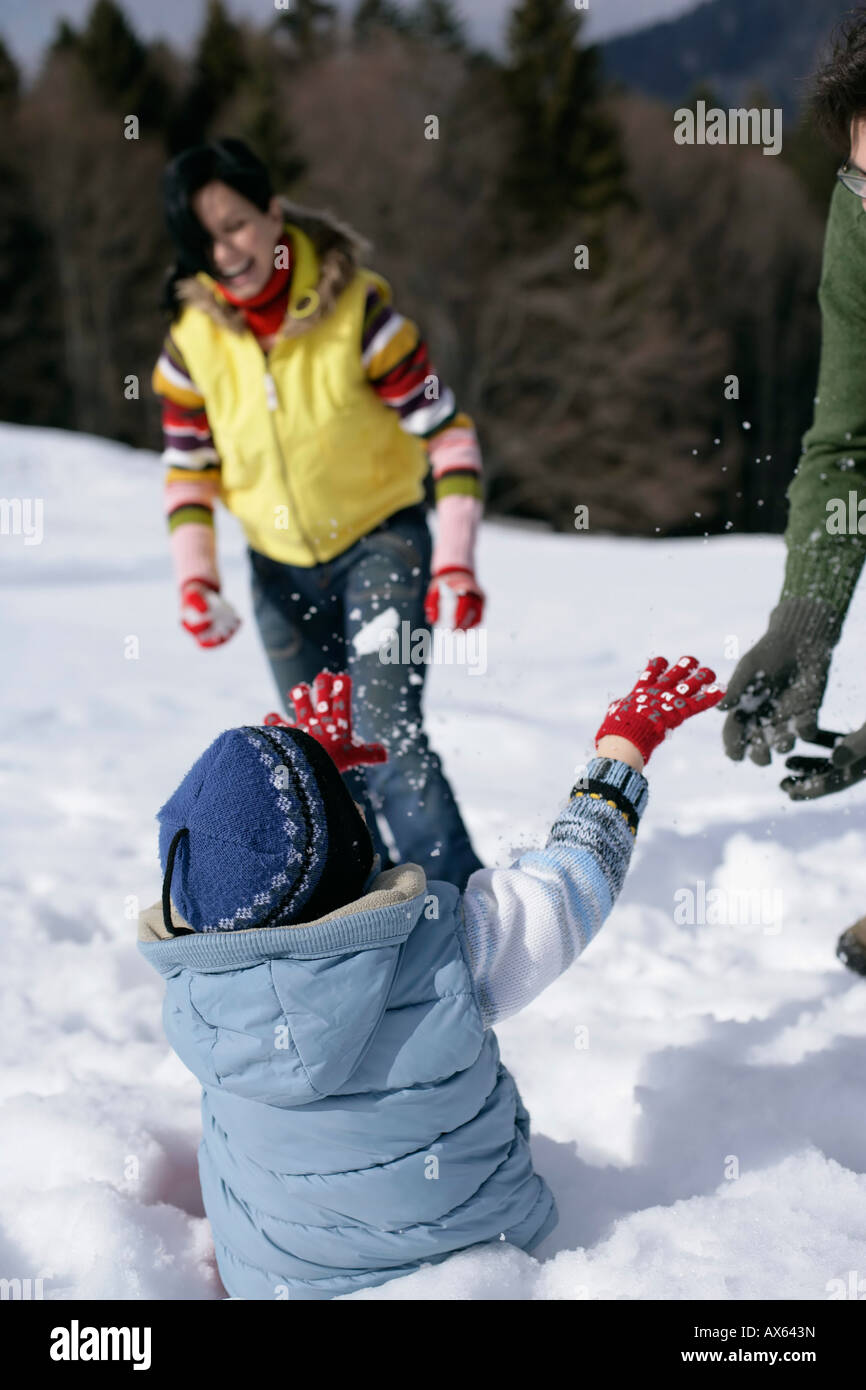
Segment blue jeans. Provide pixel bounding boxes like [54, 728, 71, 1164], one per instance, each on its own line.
[248, 505, 483, 891]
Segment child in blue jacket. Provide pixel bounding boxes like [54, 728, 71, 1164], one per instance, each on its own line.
[138, 658, 723, 1300]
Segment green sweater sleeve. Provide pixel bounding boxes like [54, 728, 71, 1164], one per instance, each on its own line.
[781, 180, 866, 616]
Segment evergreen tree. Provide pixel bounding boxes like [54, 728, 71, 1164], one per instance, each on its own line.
[51, 19, 79, 55]
[220, 31, 307, 191]
[411, 0, 465, 50]
[0, 35, 19, 102]
[682, 80, 723, 114]
[75, 0, 170, 129]
[502, 0, 626, 228]
[78, 0, 147, 100]
[196, 0, 249, 96]
[0, 39, 69, 428]
[353, 0, 411, 43]
[275, 0, 338, 57]
[171, 0, 249, 149]
[21, 33, 170, 441]
[783, 113, 837, 211]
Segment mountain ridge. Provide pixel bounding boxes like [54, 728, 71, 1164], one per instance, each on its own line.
[600, 0, 849, 117]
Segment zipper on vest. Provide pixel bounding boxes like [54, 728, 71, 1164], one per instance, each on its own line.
[263, 365, 319, 565]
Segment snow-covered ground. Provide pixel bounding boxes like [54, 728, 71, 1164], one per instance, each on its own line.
[2, 421, 866, 1301]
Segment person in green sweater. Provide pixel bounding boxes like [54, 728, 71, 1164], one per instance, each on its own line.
[719, 12, 866, 975]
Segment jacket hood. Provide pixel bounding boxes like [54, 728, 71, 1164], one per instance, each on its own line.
[174, 196, 370, 341]
[137, 862, 431, 1105]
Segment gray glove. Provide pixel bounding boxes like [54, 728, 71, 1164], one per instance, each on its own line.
[718, 598, 841, 765]
[780, 723, 866, 800]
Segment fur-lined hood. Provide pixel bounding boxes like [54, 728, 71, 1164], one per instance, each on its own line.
[174, 196, 371, 340]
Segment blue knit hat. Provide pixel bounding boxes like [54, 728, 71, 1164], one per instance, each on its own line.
[157, 724, 374, 933]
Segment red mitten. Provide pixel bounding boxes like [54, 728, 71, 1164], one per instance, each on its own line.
[595, 656, 725, 764]
[424, 567, 485, 631]
[180, 579, 241, 649]
[264, 670, 388, 772]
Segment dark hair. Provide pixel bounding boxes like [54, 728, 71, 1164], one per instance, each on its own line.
[161, 137, 273, 313]
[811, 7, 866, 150]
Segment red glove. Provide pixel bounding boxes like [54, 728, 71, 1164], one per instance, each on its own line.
[595, 656, 725, 764]
[424, 567, 484, 631]
[180, 579, 241, 649]
[264, 671, 388, 772]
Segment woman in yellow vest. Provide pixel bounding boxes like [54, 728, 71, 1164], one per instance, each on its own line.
[153, 139, 484, 889]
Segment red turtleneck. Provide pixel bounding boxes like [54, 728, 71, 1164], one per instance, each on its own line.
[219, 241, 292, 339]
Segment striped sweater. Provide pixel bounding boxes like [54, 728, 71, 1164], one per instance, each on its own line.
[154, 279, 484, 588]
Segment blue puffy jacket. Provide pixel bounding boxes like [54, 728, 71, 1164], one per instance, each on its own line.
[138, 863, 557, 1300]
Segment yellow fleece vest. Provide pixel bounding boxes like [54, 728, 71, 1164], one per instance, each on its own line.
[170, 227, 428, 566]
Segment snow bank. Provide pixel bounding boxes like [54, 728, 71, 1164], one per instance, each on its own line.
[1, 422, 865, 1300]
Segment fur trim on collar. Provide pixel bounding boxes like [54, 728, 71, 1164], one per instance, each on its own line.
[174, 196, 371, 340]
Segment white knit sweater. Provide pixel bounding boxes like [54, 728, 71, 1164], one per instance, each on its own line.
[457, 757, 649, 1029]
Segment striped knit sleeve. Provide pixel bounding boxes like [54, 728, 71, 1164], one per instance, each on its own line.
[457, 758, 649, 1031]
[152, 333, 222, 590]
[361, 281, 484, 572]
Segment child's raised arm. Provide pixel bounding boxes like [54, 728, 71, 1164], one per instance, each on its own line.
[458, 657, 724, 1029]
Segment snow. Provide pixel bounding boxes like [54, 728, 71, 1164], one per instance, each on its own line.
[2, 420, 866, 1302]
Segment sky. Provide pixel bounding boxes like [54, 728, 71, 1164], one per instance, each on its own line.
[0, 0, 701, 74]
